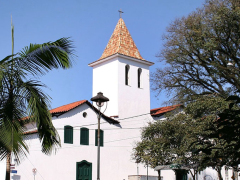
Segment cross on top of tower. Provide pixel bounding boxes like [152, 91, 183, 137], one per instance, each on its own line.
[118, 9, 124, 18]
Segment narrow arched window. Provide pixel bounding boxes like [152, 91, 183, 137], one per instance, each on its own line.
[138, 68, 142, 88]
[80, 127, 89, 145]
[125, 65, 130, 85]
[64, 125, 73, 144]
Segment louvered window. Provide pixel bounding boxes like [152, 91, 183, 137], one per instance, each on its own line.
[64, 125, 73, 144]
[95, 129, 104, 147]
[80, 127, 89, 145]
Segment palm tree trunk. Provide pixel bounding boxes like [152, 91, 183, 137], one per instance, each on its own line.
[6, 16, 14, 180]
[5, 152, 11, 180]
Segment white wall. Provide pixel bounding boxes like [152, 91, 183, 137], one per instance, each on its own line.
[0, 159, 6, 180]
[3, 52, 231, 180]
[90, 54, 156, 180]
[92, 57, 119, 117]
[12, 104, 158, 180]
[92, 55, 151, 119]
[2, 96, 233, 180]
[118, 57, 150, 119]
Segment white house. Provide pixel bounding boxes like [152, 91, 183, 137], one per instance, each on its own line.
[2, 17, 237, 180]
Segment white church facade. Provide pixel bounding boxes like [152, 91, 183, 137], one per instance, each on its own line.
[1, 18, 237, 180]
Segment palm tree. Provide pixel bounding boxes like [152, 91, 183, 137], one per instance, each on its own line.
[0, 37, 74, 180]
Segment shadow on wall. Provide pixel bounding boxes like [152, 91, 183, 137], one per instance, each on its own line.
[12, 175, 21, 180]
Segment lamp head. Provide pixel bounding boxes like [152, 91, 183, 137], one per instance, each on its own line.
[91, 92, 109, 107]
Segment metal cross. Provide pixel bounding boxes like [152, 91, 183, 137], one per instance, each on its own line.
[118, 9, 124, 18]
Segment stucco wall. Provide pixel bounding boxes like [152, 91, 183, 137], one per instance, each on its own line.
[118, 57, 150, 119]
[92, 57, 119, 117]
[11, 104, 157, 180]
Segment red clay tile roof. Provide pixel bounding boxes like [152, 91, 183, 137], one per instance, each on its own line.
[150, 104, 182, 117]
[50, 100, 118, 124]
[50, 100, 87, 114]
[99, 18, 144, 60]
[23, 100, 119, 135]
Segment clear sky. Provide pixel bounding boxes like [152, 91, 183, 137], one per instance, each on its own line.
[0, 0, 205, 110]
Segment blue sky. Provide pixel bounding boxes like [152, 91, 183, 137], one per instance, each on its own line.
[0, 0, 205, 110]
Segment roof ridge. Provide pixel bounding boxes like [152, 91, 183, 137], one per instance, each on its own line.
[117, 18, 121, 52]
[23, 100, 119, 125]
[50, 100, 87, 114]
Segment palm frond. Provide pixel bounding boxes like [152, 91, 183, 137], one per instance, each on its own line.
[18, 37, 74, 76]
[20, 80, 61, 154]
[0, 92, 28, 163]
[0, 37, 73, 164]
[0, 55, 15, 65]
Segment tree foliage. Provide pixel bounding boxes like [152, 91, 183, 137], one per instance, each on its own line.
[150, 0, 240, 175]
[0, 37, 74, 179]
[201, 93, 240, 169]
[133, 96, 230, 180]
[145, 0, 240, 178]
[152, 0, 240, 103]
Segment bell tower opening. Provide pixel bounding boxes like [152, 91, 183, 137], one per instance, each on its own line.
[125, 64, 130, 86]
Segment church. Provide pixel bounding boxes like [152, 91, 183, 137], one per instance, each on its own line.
[6, 17, 232, 180]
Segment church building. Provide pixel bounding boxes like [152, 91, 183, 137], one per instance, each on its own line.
[6, 17, 228, 180]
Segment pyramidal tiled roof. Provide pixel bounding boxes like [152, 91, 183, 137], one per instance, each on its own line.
[99, 18, 144, 60]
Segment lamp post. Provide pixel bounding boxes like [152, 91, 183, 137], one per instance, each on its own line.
[32, 168, 37, 180]
[91, 92, 109, 180]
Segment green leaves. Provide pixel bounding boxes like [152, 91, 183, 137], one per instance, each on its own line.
[150, 1, 240, 177]
[133, 114, 189, 168]
[133, 96, 232, 180]
[212, 94, 240, 167]
[18, 37, 74, 76]
[21, 80, 61, 155]
[0, 37, 73, 163]
[152, 0, 240, 103]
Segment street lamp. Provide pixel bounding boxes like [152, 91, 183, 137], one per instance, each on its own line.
[91, 92, 109, 180]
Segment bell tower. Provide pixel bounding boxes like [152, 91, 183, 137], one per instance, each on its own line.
[89, 18, 154, 118]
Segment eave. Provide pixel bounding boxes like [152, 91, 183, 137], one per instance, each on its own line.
[88, 53, 154, 67]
